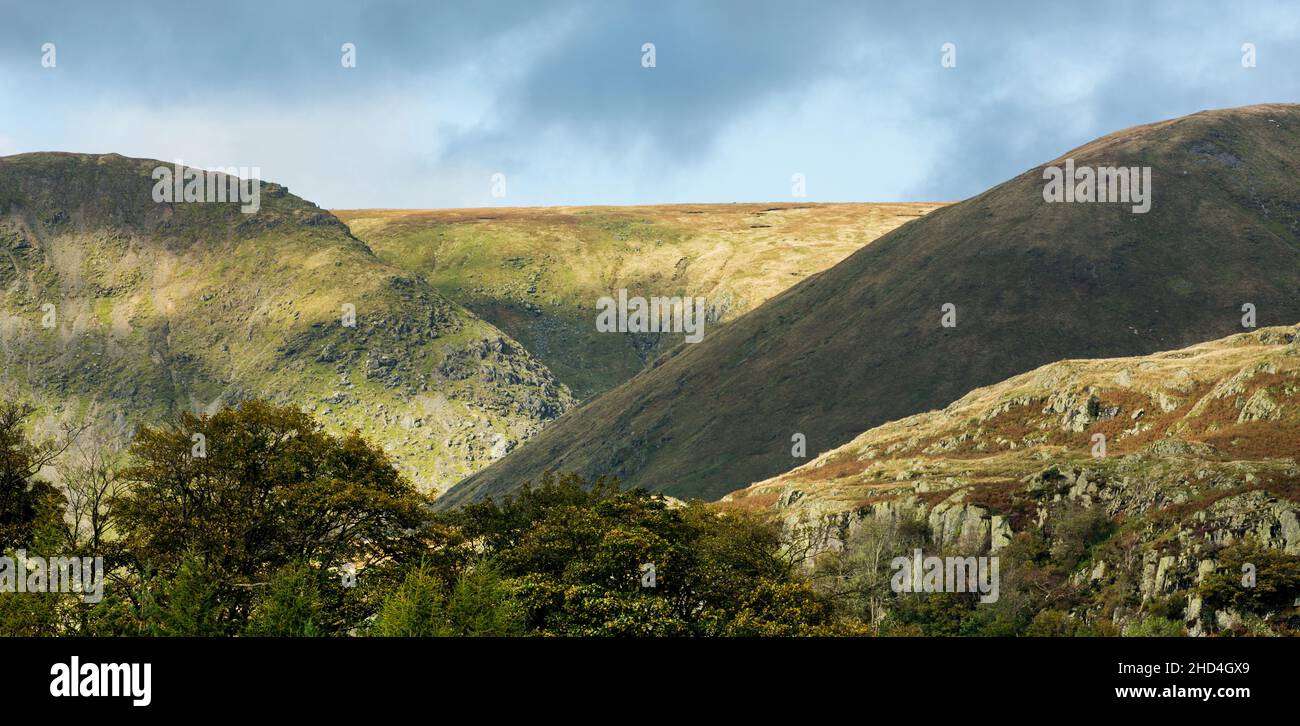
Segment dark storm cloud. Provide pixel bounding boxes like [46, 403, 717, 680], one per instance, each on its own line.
[1, 0, 1296, 206]
[0, 0, 557, 94]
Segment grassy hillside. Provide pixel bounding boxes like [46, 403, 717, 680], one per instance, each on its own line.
[444, 103, 1300, 507]
[729, 324, 1300, 511]
[724, 325, 1300, 634]
[336, 203, 942, 399]
[0, 153, 572, 495]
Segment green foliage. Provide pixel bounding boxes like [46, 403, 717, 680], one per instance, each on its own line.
[510, 576, 691, 637]
[77, 593, 144, 637]
[1025, 609, 1079, 637]
[811, 516, 928, 627]
[118, 400, 432, 579]
[245, 563, 326, 637]
[882, 593, 976, 636]
[819, 504, 1126, 636]
[114, 400, 434, 633]
[1048, 505, 1113, 571]
[371, 561, 526, 637]
[0, 400, 94, 636]
[8, 393, 1297, 639]
[443, 565, 526, 637]
[143, 554, 232, 636]
[1123, 616, 1185, 637]
[0, 590, 63, 636]
[1199, 541, 1300, 616]
[717, 579, 833, 636]
[444, 472, 833, 636]
[1023, 609, 1116, 637]
[371, 563, 450, 637]
[1144, 593, 1186, 622]
[0, 401, 69, 552]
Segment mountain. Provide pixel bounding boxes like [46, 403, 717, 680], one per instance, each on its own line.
[723, 325, 1300, 634]
[0, 152, 571, 494]
[335, 203, 942, 400]
[443, 103, 1300, 508]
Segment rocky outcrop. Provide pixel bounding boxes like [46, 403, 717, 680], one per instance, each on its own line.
[727, 325, 1300, 634]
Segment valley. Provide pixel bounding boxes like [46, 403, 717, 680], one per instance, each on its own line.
[444, 103, 1300, 508]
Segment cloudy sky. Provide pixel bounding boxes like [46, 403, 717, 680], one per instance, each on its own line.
[1, 0, 1297, 208]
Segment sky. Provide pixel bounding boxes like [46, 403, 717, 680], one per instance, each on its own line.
[1, 0, 1297, 209]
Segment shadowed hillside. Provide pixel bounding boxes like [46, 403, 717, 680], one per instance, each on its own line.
[444, 104, 1300, 507]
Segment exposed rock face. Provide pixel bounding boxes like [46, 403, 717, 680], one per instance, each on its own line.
[725, 325, 1300, 633]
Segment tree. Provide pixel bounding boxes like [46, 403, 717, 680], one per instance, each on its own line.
[55, 438, 127, 555]
[371, 561, 526, 637]
[1048, 504, 1113, 571]
[142, 553, 230, 636]
[443, 564, 525, 637]
[115, 400, 435, 632]
[1123, 616, 1185, 637]
[1025, 609, 1080, 637]
[0, 400, 77, 552]
[244, 563, 326, 637]
[444, 472, 834, 636]
[1199, 541, 1300, 617]
[371, 562, 450, 637]
[813, 516, 928, 628]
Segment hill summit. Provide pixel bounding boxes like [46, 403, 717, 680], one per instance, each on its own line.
[0, 152, 572, 494]
[444, 103, 1300, 506]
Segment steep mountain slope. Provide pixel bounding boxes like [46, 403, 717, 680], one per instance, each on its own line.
[0, 153, 571, 494]
[336, 203, 943, 399]
[724, 325, 1300, 634]
[443, 103, 1300, 507]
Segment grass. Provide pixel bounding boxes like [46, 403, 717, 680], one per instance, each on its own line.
[0, 152, 574, 496]
[443, 104, 1300, 507]
[335, 202, 944, 400]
